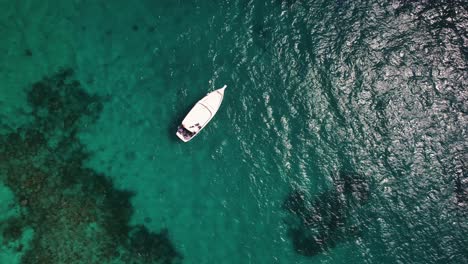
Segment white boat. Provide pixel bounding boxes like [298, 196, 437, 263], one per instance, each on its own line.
[176, 85, 227, 142]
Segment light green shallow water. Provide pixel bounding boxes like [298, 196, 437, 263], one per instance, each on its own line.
[0, 0, 467, 263]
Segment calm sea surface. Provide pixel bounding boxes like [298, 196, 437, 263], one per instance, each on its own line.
[0, 0, 467, 263]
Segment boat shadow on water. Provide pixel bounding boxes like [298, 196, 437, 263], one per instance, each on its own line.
[282, 171, 371, 257]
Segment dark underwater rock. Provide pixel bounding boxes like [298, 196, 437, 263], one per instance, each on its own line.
[0, 218, 27, 244]
[24, 49, 33, 57]
[283, 188, 347, 256]
[129, 225, 182, 264]
[283, 172, 370, 257]
[0, 68, 182, 264]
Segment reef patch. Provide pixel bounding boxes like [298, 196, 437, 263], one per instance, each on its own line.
[0, 68, 182, 264]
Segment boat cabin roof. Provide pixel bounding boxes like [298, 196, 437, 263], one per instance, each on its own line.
[182, 104, 212, 132]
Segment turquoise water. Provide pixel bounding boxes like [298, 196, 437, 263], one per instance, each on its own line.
[0, 0, 467, 263]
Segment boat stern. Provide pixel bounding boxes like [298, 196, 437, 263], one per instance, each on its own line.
[176, 131, 189, 142]
[176, 125, 195, 142]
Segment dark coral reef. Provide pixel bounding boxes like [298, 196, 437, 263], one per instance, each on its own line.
[0, 68, 181, 264]
[283, 171, 370, 256]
